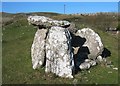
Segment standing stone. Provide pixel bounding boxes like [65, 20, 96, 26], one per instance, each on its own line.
[45, 26, 74, 78]
[76, 28, 104, 59]
[31, 29, 47, 69]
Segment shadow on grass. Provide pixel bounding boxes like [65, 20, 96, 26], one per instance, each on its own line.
[101, 47, 111, 58]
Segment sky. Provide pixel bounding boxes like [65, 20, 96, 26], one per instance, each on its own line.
[2, 2, 118, 14]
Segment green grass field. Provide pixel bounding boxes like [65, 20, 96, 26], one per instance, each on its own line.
[2, 12, 119, 84]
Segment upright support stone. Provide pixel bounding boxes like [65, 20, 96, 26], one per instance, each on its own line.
[76, 28, 104, 60]
[45, 26, 74, 78]
[31, 29, 47, 69]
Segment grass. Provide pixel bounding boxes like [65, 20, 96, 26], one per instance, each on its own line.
[2, 12, 119, 84]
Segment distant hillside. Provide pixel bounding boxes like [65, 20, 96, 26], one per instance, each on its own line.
[2, 12, 61, 26]
[2, 12, 119, 31]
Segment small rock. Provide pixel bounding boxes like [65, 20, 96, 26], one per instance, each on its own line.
[97, 56, 103, 62]
[79, 62, 91, 70]
[85, 59, 91, 62]
[106, 65, 113, 68]
[113, 67, 118, 70]
[79, 59, 97, 70]
[108, 71, 112, 73]
[102, 58, 107, 63]
[89, 60, 97, 66]
[85, 59, 97, 66]
[106, 61, 112, 65]
[88, 70, 91, 73]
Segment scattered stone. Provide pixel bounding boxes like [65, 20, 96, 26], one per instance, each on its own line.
[89, 60, 97, 66]
[106, 65, 112, 68]
[79, 60, 97, 70]
[113, 67, 118, 70]
[79, 62, 91, 70]
[45, 26, 74, 78]
[85, 59, 91, 62]
[88, 70, 91, 73]
[106, 60, 112, 65]
[76, 28, 104, 59]
[108, 71, 112, 73]
[85, 59, 97, 66]
[102, 58, 107, 63]
[97, 56, 103, 62]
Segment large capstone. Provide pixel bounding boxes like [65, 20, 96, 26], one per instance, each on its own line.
[27, 16, 70, 28]
[45, 26, 74, 78]
[31, 29, 47, 69]
[76, 28, 104, 60]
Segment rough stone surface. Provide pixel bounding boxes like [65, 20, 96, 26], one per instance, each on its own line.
[28, 16, 105, 78]
[89, 60, 97, 66]
[67, 22, 77, 33]
[31, 29, 47, 69]
[45, 26, 74, 78]
[76, 28, 104, 59]
[79, 59, 97, 70]
[97, 55, 103, 62]
[28, 16, 70, 28]
[79, 62, 91, 70]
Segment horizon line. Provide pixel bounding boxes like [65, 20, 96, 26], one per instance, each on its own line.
[1, 11, 118, 14]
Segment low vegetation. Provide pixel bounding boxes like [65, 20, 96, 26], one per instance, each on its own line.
[2, 12, 119, 84]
